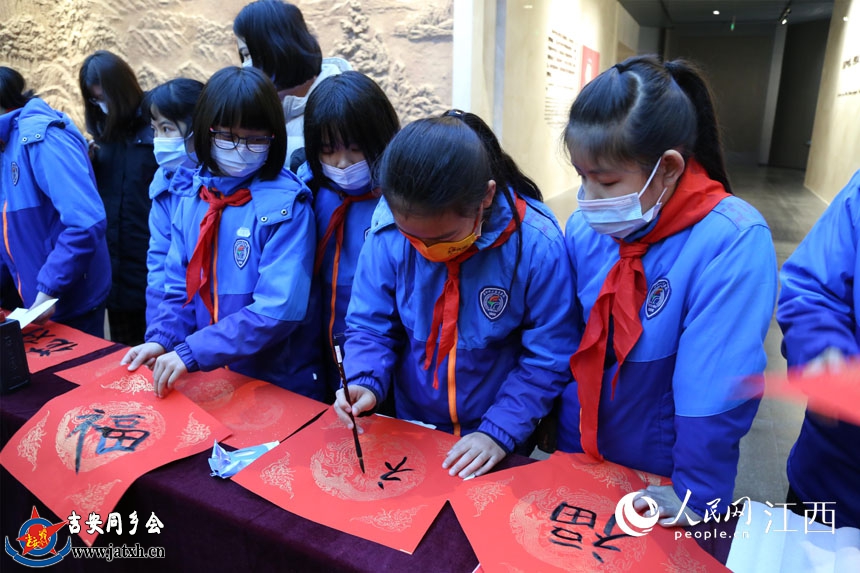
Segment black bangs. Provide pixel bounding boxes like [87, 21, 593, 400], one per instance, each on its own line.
[209, 71, 284, 132]
[566, 122, 642, 171]
[304, 72, 399, 191]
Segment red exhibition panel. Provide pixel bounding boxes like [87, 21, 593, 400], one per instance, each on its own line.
[449, 452, 727, 573]
[233, 408, 461, 554]
[0, 364, 230, 546]
[57, 358, 329, 449]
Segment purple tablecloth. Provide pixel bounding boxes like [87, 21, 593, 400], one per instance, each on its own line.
[1, 347, 735, 571]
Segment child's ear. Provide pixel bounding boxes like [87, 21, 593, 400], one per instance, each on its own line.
[482, 180, 496, 209]
[660, 150, 686, 189]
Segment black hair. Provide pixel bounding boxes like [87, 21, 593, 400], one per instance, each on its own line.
[191, 66, 287, 181]
[304, 71, 400, 192]
[379, 112, 542, 289]
[79, 50, 145, 143]
[143, 78, 205, 138]
[233, 0, 322, 91]
[0, 67, 35, 111]
[565, 54, 732, 193]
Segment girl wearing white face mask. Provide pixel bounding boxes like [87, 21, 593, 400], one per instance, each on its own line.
[80, 50, 159, 347]
[143, 78, 203, 329]
[297, 71, 399, 399]
[123, 66, 325, 404]
[558, 56, 778, 529]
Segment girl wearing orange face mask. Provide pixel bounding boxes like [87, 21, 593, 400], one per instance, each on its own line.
[333, 111, 578, 478]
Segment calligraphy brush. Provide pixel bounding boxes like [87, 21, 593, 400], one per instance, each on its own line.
[335, 344, 365, 474]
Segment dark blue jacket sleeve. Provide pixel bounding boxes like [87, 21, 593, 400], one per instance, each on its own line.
[146, 189, 174, 327]
[29, 126, 106, 299]
[478, 235, 578, 452]
[671, 223, 777, 515]
[777, 172, 860, 366]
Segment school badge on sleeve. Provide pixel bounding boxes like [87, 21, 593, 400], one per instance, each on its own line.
[233, 239, 250, 269]
[479, 287, 509, 321]
[11, 161, 20, 186]
[645, 278, 671, 319]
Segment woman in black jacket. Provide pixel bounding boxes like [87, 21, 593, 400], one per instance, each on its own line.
[79, 51, 157, 345]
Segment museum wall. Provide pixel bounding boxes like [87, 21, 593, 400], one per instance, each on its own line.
[805, 0, 860, 202]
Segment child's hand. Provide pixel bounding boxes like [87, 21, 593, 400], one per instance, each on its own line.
[30, 292, 56, 324]
[443, 432, 506, 478]
[151, 351, 187, 398]
[632, 484, 704, 527]
[121, 342, 165, 371]
[334, 386, 377, 432]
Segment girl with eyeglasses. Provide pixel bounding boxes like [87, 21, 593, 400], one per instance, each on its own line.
[333, 111, 577, 478]
[299, 71, 399, 398]
[558, 55, 777, 526]
[143, 78, 204, 330]
[123, 66, 325, 401]
[80, 50, 158, 346]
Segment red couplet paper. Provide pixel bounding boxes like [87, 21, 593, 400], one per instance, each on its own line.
[56, 358, 329, 449]
[449, 452, 727, 573]
[22, 321, 114, 373]
[765, 360, 860, 426]
[0, 364, 231, 546]
[232, 408, 461, 554]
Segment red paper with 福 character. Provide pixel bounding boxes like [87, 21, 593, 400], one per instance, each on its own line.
[232, 408, 461, 554]
[0, 364, 230, 546]
[21, 321, 113, 373]
[449, 452, 728, 573]
[57, 357, 328, 449]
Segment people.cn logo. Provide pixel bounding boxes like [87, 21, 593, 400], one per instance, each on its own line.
[615, 492, 660, 537]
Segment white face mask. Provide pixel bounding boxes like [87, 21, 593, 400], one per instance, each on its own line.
[97, 101, 109, 115]
[321, 160, 371, 193]
[153, 136, 192, 170]
[242, 58, 253, 69]
[210, 143, 269, 179]
[578, 158, 668, 239]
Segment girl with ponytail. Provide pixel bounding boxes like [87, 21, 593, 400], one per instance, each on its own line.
[334, 111, 576, 478]
[559, 55, 777, 525]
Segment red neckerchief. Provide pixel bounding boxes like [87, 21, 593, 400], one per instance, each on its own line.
[570, 159, 730, 460]
[314, 190, 377, 355]
[185, 185, 252, 321]
[424, 195, 528, 389]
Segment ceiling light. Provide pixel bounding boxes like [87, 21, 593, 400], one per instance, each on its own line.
[781, 18, 788, 25]
[713, 10, 720, 15]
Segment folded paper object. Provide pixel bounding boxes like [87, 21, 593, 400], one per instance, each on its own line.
[209, 440, 279, 479]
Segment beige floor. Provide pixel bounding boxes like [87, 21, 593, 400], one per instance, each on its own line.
[542, 163, 829, 505]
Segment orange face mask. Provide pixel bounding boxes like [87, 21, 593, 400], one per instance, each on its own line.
[401, 215, 483, 263]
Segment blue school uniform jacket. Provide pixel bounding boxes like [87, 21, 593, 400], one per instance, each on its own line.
[343, 194, 577, 452]
[0, 98, 110, 321]
[145, 164, 196, 327]
[558, 195, 777, 517]
[777, 170, 860, 529]
[145, 167, 325, 400]
[299, 162, 380, 390]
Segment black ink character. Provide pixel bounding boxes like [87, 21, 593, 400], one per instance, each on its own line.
[376, 456, 413, 489]
[68, 410, 150, 474]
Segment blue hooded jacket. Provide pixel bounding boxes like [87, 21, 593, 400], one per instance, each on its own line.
[0, 98, 110, 322]
[558, 193, 777, 517]
[777, 170, 860, 529]
[145, 166, 325, 400]
[343, 193, 577, 452]
[145, 163, 196, 327]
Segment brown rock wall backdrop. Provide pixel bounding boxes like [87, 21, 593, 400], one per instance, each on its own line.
[0, 0, 452, 131]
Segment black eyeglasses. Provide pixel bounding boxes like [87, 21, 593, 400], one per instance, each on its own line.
[209, 128, 274, 152]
